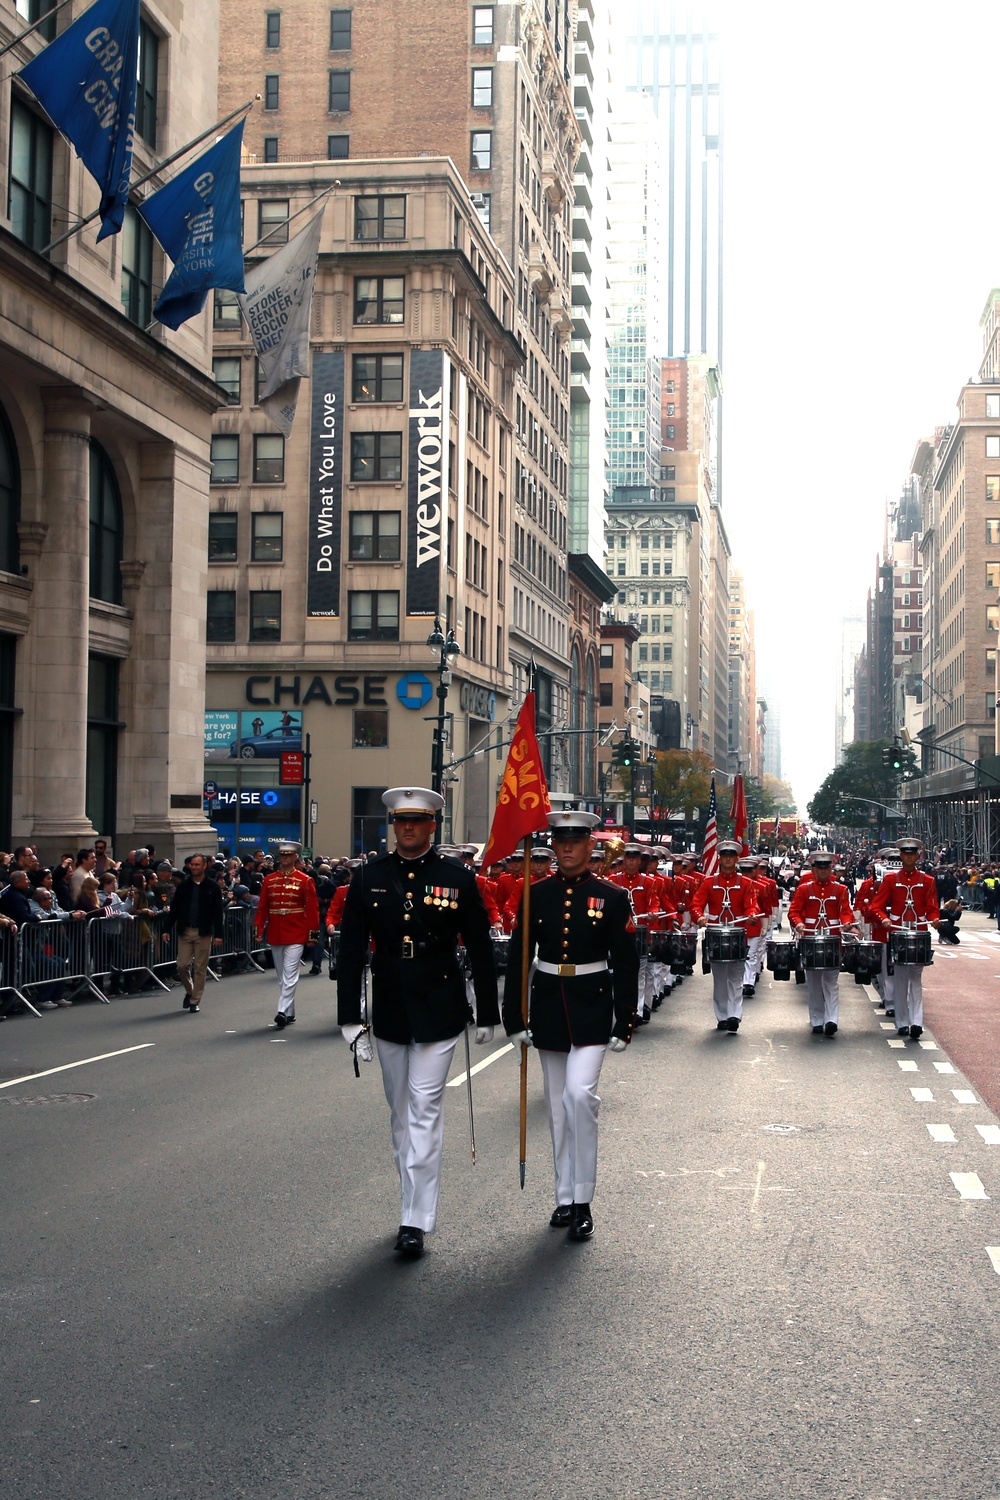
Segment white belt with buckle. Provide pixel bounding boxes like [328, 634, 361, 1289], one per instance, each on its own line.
[535, 960, 609, 978]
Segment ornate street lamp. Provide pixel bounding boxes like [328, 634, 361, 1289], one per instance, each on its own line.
[426, 616, 460, 798]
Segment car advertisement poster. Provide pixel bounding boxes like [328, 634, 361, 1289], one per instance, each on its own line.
[204, 711, 303, 762]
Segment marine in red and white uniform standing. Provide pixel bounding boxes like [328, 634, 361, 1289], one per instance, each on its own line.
[255, 840, 320, 1029]
[608, 843, 661, 1023]
[868, 836, 939, 1039]
[691, 841, 760, 1032]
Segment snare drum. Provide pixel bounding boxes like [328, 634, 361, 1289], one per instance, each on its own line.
[839, 939, 860, 974]
[671, 930, 698, 974]
[798, 933, 842, 970]
[766, 937, 798, 976]
[491, 933, 510, 973]
[634, 925, 650, 959]
[889, 929, 932, 966]
[855, 940, 883, 973]
[705, 924, 748, 963]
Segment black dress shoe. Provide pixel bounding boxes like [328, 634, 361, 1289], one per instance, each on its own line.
[568, 1204, 594, 1240]
[550, 1205, 573, 1229]
[812, 1025, 824, 1034]
[307, 966, 322, 976]
[897, 1026, 910, 1037]
[285, 1014, 296, 1025]
[909, 1024, 923, 1039]
[182, 995, 192, 1010]
[885, 1008, 895, 1018]
[716, 1020, 728, 1030]
[274, 1012, 287, 1029]
[742, 985, 754, 999]
[395, 1226, 424, 1258]
[824, 1021, 838, 1036]
[726, 1016, 740, 1032]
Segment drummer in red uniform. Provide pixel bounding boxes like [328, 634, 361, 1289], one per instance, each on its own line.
[255, 839, 320, 1029]
[788, 852, 858, 1036]
[608, 843, 662, 1023]
[692, 841, 760, 1033]
[869, 836, 939, 1039]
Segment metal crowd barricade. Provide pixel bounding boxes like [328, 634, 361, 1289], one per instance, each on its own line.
[19, 916, 108, 1006]
[87, 907, 173, 993]
[0, 925, 35, 1017]
[207, 905, 265, 978]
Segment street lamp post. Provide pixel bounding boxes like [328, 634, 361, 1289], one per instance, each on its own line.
[426, 617, 460, 800]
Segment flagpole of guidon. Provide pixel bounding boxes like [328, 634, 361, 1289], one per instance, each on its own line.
[518, 831, 532, 1189]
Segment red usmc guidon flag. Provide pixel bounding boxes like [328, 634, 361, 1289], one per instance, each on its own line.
[480, 692, 551, 867]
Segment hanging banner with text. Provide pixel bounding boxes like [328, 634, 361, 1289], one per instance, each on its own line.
[307, 350, 345, 616]
[406, 348, 448, 616]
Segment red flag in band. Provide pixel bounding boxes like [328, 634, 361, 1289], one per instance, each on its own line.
[480, 692, 551, 868]
[731, 773, 749, 856]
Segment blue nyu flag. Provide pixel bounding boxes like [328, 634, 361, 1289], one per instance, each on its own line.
[139, 121, 246, 331]
[20, 0, 140, 242]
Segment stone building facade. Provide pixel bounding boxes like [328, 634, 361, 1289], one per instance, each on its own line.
[0, 0, 222, 860]
[206, 158, 520, 855]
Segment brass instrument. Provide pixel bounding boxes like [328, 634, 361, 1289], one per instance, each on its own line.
[600, 836, 625, 873]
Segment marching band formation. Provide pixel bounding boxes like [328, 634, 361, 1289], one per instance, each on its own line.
[305, 791, 941, 1259]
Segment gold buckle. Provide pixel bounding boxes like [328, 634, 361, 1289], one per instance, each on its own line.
[402, 937, 415, 959]
[557, 962, 576, 977]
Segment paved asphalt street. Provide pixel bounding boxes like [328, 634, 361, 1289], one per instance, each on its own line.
[3, 927, 1000, 1500]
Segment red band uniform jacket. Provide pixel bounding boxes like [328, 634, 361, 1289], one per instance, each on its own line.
[787, 879, 855, 932]
[337, 848, 499, 1044]
[869, 870, 939, 931]
[502, 872, 640, 1050]
[690, 874, 761, 927]
[254, 868, 320, 946]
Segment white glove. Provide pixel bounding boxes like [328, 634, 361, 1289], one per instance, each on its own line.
[508, 1029, 532, 1051]
[608, 1036, 628, 1053]
[475, 1026, 494, 1044]
[341, 1023, 373, 1062]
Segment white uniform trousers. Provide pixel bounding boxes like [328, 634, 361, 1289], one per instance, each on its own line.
[539, 1044, 607, 1207]
[890, 965, 924, 1030]
[377, 1034, 459, 1233]
[270, 943, 304, 1015]
[804, 968, 840, 1027]
[875, 941, 895, 1009]
[743, 934, 764, 988]
[711, 960, 744, 1023]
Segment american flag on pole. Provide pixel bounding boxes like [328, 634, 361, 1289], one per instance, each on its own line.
[702, 776, 719, 876]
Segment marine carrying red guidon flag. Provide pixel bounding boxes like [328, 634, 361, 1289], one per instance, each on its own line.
[731, 773, 749, 856]
[480, 692, 551, 868]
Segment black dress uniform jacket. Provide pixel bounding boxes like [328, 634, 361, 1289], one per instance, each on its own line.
[502, 872, 640, 1051]
[337, 849, 499, 1045]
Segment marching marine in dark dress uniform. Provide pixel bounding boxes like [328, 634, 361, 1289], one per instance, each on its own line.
[337, 787, 499, 1259]
[503, 810, 640, 1242]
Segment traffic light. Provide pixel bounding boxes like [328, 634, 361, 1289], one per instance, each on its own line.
[881, 745, 894, 768]
[615, 737, 637, 768]
[882, 739, 905, 772]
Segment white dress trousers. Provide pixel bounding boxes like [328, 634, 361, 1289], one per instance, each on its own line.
[538, 1044, 607, 1207]
[889, 966, 924, 1030]
[270, 943, 304, 1015]
[743, 934, 764, 988]
[804, 968, 840, 1027]
[377, 1034, 459, 1233]
[711, 960, 744, 1022]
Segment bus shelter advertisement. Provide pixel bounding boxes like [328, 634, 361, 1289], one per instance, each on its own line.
[204, 712, 301, 851]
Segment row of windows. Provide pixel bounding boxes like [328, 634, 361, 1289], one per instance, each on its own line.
[210, 510, 405, 564]
[214, 351, 406, 408]
[607, 532, 674, 549]
[265, 8, 352, 49]
[208, 590, 399, 643]
[264, 70, 351, 113]
[260, 133, 350, 163]
[616, 561, 674, 578]
[211, 430, 415, 487]
[215, 275, 405, 331]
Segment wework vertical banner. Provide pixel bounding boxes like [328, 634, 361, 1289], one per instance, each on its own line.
[307, 351, 345, 616]
[406, 349, 448, 616]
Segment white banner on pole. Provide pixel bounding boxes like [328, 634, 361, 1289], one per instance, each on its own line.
[239, 207, 325, 437]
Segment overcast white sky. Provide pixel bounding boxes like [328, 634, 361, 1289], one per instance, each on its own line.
[716, 0, 1000, 812]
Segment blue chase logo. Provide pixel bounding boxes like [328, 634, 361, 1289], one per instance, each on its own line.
[396, 673, 434, 710]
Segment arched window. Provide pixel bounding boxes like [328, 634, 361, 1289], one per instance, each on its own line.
[0, 402, 20, 575]
[89, 442, 123, 604]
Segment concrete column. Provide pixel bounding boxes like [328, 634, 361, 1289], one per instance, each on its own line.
[29, 389, 97, 852]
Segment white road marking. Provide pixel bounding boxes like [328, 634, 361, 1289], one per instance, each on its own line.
[910, 1088, 935, 1101]
[447, 1041, 514, 1087]
[961, 953, 990, 961]
[879, 1022, 896, 1030]
[888, 1039, 906, 1048]
[953, 1089, 979, 1104]
[986, 1247, 1000, 1274]
[976, 1125, 1000, 1145]
[898, 1060, 919, 1072]
[918, 1040, 939, 1050]
[951, 1172, 989, 1200]
[0, 1044, 155, 1092]
[927, 1124, 957, 1142]
[933, 1061, 956, 1074]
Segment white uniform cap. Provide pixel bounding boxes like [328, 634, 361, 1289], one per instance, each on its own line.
[277, 840, 302, 854]
[546, 809, 601, 835]
[896, 837, 922, 851]
[382, 786, 444, 815]
[717, 840, 742, 856]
